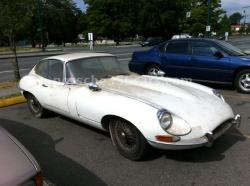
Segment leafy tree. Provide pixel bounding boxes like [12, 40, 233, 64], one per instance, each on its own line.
[180, 0, 225, 36]
[0, 0, 33, 80]
[229, 12, 243, 25]
[218, 14, 231, 35]
[84, 0, 138, 44]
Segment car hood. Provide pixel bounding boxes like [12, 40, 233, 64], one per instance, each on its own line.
[99, 75, 234, 131]
[0, 127, 39, 186]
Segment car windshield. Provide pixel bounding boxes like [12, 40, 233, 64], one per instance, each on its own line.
[66, 56, 128, 84]
[215, 40, 246, 56]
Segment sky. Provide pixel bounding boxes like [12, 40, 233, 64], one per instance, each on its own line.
[74, 0, 250, 20]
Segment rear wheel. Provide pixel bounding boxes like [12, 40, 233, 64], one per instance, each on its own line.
[235, 70, 250, 94]
[27, 94, 47, 118]
[109, 119, 150, 161]
[145, 65, 160, 76]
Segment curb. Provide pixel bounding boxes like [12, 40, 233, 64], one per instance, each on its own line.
[0, 96, 26, 108]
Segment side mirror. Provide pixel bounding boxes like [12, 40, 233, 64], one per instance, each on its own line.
[214, 51, 224, 58]
[88, 82, 101, 91]
[157, 70, 165, 77]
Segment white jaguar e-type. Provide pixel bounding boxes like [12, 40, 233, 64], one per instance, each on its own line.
[19, 53, 241, 160]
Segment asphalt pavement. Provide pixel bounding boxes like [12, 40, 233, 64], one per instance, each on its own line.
[0, 38, 250, 185]
[0, 93, 249, 186]
[0, 45, 147, 82]
[1, 36, 250, 83]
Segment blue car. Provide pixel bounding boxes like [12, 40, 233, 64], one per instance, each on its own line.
[129, 38, 250, 93]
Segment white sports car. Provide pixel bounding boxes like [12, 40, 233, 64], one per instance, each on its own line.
[19, 53, 241, 160]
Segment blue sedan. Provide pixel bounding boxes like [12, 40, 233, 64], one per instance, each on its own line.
[129, 38, 250, 93]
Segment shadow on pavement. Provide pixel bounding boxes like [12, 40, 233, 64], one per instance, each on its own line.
[0, 118, 107, 186]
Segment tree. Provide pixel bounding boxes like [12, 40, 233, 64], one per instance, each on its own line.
[229, 12, 243, 25]
[218, 14, 231, 35]
[84, 0, 138, 44]
[180, 0, 225, 36]
[0, 0, 33, 81]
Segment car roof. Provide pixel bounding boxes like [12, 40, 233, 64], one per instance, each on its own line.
[43, 52, 115, 62]
[170, 38, 218, 42]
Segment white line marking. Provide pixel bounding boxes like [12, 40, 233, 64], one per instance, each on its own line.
[0, 68, 29, 74]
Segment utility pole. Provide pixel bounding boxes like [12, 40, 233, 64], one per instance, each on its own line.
[242, 6, 250, 34]
[206, 0, 212, 37]
[37, 0, 45, 51]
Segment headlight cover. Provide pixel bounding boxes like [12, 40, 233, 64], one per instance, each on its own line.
[213, 89, 225, 101]
[157, 109, 172, 131]
[157, 110, 191, 136]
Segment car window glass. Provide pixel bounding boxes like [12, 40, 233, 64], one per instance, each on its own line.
[48, 60, 64, 82]
[166, 41, 189, 54]
[35, 60, 49, 78]
[192, 42, 217, 56]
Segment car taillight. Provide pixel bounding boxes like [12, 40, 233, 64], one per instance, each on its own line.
[34, 172, 43, 186]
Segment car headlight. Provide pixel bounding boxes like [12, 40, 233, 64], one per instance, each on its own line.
[213, 89, 225, 101]
[157, 110, 191, 136]
[157, 109, 172, 130]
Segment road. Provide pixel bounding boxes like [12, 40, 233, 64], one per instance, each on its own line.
[0, 93, 249, 186]
[1, 36, 250, 82]
[0, 45, 148, 82]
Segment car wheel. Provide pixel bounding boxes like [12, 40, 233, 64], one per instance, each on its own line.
[27, 94, 47, 118]
[109, 119, 150, 161]
[235, 70, 250, 93]
[145, 65, 161, 76]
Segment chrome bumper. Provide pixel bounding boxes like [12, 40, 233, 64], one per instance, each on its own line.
[148, 114, 241, 150]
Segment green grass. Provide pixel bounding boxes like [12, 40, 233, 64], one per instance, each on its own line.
[0, 47, 41, 54]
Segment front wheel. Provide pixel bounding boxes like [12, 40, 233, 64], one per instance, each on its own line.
[235, 70, 250, 94]
[109, 119, 150, 161]
[27, 94, 47, 118]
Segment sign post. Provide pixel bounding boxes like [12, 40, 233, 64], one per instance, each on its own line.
[225, 32, 229, 41]
[88, 33, 93, 50]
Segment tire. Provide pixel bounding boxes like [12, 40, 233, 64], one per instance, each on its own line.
[235, 69, 250, 94]
[27, 94, 47, 118]
[109, 119, 150, 161]
[145, 64, 160, 76]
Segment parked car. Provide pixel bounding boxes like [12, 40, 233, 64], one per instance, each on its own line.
[171, 34, 192, 40]
[129, 38, 250, 93]
[19, 53, 241, 160]
[0, 126, 43, 186]
[139, 37, 163, 47]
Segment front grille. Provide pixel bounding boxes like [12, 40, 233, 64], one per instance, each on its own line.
[212, 119, 234, 140]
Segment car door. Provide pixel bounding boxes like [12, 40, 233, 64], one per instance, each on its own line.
[189, 41, 232, 82]
[160, 40, 192, 78]
[38, 59, 70, 114]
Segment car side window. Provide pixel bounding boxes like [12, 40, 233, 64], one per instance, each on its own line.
[192, 42, 217, 57]
[35, 60, 49, 78]
[47, 60, 64, 82]
[166, 41, 189, 54]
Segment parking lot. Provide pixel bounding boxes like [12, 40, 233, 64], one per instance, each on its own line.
[0, 38, 250, 186]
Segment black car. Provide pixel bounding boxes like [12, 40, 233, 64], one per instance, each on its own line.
[139, 37, 163, 47]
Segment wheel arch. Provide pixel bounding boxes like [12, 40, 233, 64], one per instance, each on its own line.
[233, 66, 250, 83]
[101, 115, 138, 131]
[22, 91, 33, 99]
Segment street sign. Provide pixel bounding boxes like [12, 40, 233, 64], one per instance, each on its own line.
[186, 11, 191, 18]
[206, 25, 211, 32]
[88, 33, 93, 41]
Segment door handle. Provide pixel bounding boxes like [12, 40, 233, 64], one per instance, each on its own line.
[42, 84, 48, 87]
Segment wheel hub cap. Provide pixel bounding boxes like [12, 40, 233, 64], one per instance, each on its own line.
[240, 73, 250, 90]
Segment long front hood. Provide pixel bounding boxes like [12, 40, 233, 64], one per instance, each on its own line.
[99, 75, 234, 132]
